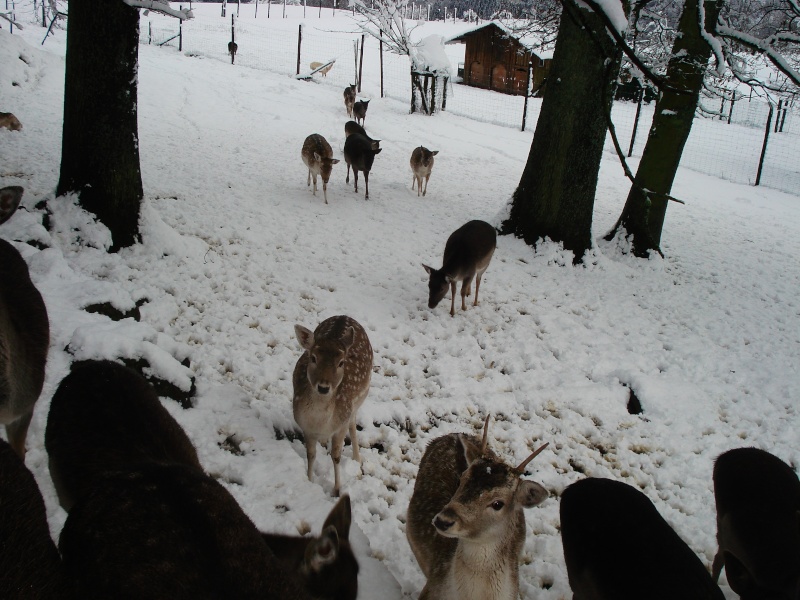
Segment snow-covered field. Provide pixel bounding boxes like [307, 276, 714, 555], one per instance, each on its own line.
[1, 5, 800, 599]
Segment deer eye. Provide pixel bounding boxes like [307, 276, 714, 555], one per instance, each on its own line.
[310, 354, 317, 364]
[338, 360, 345, 368]
[490, 500, 504, 511]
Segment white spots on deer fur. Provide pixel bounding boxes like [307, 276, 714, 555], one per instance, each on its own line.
[486, 466, 492, 474]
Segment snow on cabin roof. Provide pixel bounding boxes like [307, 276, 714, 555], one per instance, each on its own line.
[445, 21, 554, 60]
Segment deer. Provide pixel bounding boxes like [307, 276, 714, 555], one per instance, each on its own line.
[343, 133, 381, 201]
[292, 315, 373, 497]
[46, 360, 360, 598]
[227, 40, 238, 64]
[343, 85, 357, 118]
[0, 112, 22, 131]
[410, 146, 439, 197]
[406, 416, 549, 600]
[560, 477, 725, 600]
[310, 61, 334, 77]
[423, 219, 497, 317]
[711, 447, 800, 600]
[262, 494, 359, 600]
[0, 438, 73, 599]
[301, 134, 340, 204]
[0, 185, 50, 459]
[352, 99, 370, 127]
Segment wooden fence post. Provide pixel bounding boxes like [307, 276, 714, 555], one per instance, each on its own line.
[755, 104, 774, 186]
[296, 24, 303, 75]
[380, 31, 384, 98]
[358, 34, 365, 94]
[521, 60, 531, 131]
[627, 87, 643, 157]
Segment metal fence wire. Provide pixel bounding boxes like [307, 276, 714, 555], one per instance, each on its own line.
[142, 10, 800, 197]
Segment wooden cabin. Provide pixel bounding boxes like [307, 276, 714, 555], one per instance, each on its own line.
[447, 22, 552, 96]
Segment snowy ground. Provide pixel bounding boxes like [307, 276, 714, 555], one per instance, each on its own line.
[1, 7, 800, 599]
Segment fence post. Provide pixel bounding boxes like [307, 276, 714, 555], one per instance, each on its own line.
[179, 8, 183, 52]
[255, 0, 258, 18]
[296, 24, 302, 75]
[627, 88, 643, 157]
[149, 21, 152, 44]
[283, 0, 286, 18]
[755, 104, 774, 186]
[221, 0, 226, 17]
[442, 76, 447, 110]
[379, 31, 384, 98]
[353, 40, 359, 89]
[521, 60, 531, 131]
[268, 0, 271, 17]
[42, 0, 45, 27]
[774, 99, 782, 132]
[358, 34, 365, 94]
[778, 101, 788, 132]
[728, 94, 734, 124]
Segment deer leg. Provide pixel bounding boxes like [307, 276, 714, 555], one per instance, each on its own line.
[323, 181, 328, 204]
[331, 430, 346, 497]
[305, 436, 318, 482]
[349, 418, 361, 462]
[353, 170, 359, 193]
[423, 174, 430, 197]
[307, 168, 311, 187]
[461, 276, 474, 311]
[474, 272, 483, 306]
[364, 172, 370, 200]
[6, 411, 32, 459]
[346, 163, 351, 184]
[312, 173, 317, 196]
[449, 280, 457, 317]
[412, 175, 416, 191]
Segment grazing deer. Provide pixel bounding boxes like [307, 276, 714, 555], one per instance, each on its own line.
[423, 220, 496, 317]
[343, 133, 381, 201]
[0, 112, 22, 131]
[406, 416, 548, 600]
[45, 360, 201, 511]
[343, 85, 357, 118]
[0, 439, 72, 599]
[59, 462, 314, 600]
[228, 40, 238, 64]
[410, 146, 439, 197]
[262, 494, 359, 600]
[0, 186, 50, 459]
[293, 315, 372, 497]
[310, 61, 334, 77]
[301, 134, 340, 204]
[711, 447, 800, 600]
[352, 99, 370, 127]
[560, 477, 725, 600]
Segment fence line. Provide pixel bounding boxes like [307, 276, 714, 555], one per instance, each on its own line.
[142, 10, 800, 196]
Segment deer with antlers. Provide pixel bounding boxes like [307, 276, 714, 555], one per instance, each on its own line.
[406, 416, 549, 600]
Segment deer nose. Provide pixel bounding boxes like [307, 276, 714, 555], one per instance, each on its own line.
[433, 515, 454, 532]
[317, 384, 331, 395]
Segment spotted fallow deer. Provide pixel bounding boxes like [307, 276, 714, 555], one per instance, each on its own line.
[302, 134, 340, 204]
[292, 315, 372, 497]
[406, 416, 548, 600]
[343, 85, 357, 118]
[410, 146, 439, 197]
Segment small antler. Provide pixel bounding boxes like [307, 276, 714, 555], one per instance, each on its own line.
[514, 442, 549, 474]
[480, 415, 491, 456]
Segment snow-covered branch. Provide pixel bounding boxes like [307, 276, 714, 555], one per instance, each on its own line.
[0, 11, 24, 29]
[122, 0, 193, 21]
[351, 0, 417, 56]
[716, 25, 800, 87]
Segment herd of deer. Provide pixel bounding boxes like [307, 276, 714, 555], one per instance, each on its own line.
[301, 84, 439, 204]
[3, 104, 800, 599]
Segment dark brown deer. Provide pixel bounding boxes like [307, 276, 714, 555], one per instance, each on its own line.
[711, 447, 800, 600]
[0, 112, 22, 131]
[410, 146, 439, 197]
[423, 220, 496, 317]
[45, 359, 201, 511]
[0, 438, 73, 599]
[262, 494, 359, 600]
[352, 99, 370, 127]
[227, 40, 238, 64]
[343, 133, 381, 200]
[560, 477, 725, 600]
[293, 315, 372, 496]
[0, 186, 50, 459]
[343, 120, 377, 143]
[302, 134, 340, 204]
[343, 85, 356, 118]
[406, 416, 548, 600]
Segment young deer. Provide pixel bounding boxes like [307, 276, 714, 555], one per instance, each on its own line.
[560, 477, 725, 600]
[302, 134, 340, 204]
[262, 494, 359, 600]
[45, 359, 201, 511]
[0, 439, 72, 599]
[406, 417, 548, 600]
[423, 220, 497, 317]
[310, 61, 334, 77]
[410, 146, 439, 197]
[0, 186, 50, 459]
[343, 85, 357, 118]
[293, 315, 372, 496]
[711, 447, 800, 600]
[344, 120, 379, 147]
[343, 133, 382, 201]
[352, 99, 370, 127]
[0, 112, 23, 131]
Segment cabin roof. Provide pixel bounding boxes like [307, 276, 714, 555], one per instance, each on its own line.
[445, 21, 554, 60]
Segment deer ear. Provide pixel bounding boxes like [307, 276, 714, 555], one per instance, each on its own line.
[0, 185, 24, 226]
[331, 158, 340, 164]
[423, 264, 434, 275]
[304, 526, 340, 573]
[323, 494, 352, 540]
[431, 150, 439, 156]
[295, 325, 314, 350]
[458, 434, 483, 465]
[314, 152, 322, 162]
[341, 326, 355, 351]
[374, 148, 382, 154]
[516, 480, 548, 508]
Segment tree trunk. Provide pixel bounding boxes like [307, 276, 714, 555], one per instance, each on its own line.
[502, 0, 626, 263]
[606, 0, 724, 257]
[57, 0, 143, 252]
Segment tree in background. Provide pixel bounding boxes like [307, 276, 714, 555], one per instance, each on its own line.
[56, 0, 190, 251]
[501, 0, 629, 263]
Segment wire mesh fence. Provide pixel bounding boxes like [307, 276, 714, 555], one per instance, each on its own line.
[140, 6, 800, 196]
